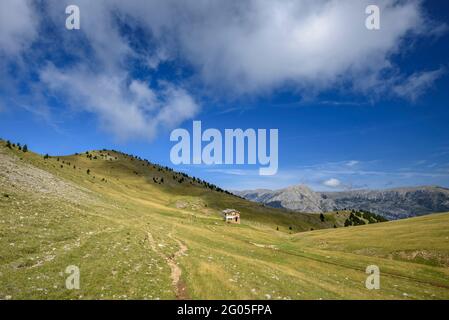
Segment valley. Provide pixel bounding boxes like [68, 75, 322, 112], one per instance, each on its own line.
[1, 140, 449, 300]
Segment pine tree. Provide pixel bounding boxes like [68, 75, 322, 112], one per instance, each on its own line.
[320, 213, 325, 222]
[22, 145, 28, 152]
[6, 140, 11, 149]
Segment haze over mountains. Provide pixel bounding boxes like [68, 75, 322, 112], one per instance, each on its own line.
[235, 185, 449, 220]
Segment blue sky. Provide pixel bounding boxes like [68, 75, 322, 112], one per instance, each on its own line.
[1, 0, 449, 191]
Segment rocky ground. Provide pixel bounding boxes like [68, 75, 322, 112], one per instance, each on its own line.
[236, 184, 449, 219]
[0, 148, 95, 205]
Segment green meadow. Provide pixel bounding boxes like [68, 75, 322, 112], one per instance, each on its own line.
[1, 141, 448, 300]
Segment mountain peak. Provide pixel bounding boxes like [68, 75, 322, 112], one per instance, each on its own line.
[237, 184, 449, 219]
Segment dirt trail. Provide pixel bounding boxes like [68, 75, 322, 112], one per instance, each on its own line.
[167, 237, 188, 299]
[146, 232, 189, 299]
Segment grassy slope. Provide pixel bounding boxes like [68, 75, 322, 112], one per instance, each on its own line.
[1, 142, 449, 300]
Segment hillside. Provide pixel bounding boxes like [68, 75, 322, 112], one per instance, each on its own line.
[323, 187, 449, 220]
[238, 185, 334, 213]
[1, 140, 449, 299]
[236, 184, 449, 220]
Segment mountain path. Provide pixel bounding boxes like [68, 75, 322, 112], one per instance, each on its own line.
[167, 235, 188, 299]
[146, 231, 189, 299]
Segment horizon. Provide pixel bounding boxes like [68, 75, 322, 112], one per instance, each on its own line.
[1, 137, 446, 193]
[1, 0, 449, 192]
[233, 183, 448, 193]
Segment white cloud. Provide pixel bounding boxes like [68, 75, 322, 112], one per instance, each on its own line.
[0, 0, 446, 140]
[323, 178, 342, 188]
[112, 0, 444, 95]
[346, 160, 359, 167]
[42, 0, 447, 96]
[393, 68, 445, 101]
[0, 0, 38, 55]
[0, 0, 200, 141]
[40, 65, 199, 141]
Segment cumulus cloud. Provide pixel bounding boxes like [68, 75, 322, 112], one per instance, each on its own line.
[0, 0, 446, 140]
[109, 0, 444, 94]
[0, 0, 200, 140]
[0, 0, 38, 55]
[323, 178, 342, 188]
[40, 65, 199, 141]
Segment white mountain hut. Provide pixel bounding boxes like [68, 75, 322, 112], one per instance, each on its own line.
[222, 209, 241, 224]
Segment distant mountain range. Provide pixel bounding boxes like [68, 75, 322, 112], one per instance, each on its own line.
[234, 185, 449, 220]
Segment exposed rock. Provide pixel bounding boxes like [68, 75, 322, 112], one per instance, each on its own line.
[235, 185, 449, 220]
[0, 148, 95, 205]
[323, 186, 449, 220]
